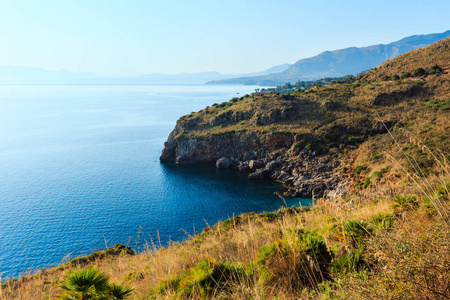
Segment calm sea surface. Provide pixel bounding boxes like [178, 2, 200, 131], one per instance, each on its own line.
[0, 85, 311, 279]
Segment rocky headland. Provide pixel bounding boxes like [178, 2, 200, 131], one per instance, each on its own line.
[161, 37, 450, 201]
[161, 125, 344, 199]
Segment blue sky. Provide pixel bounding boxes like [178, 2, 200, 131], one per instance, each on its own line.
[1, 0, 449, 76]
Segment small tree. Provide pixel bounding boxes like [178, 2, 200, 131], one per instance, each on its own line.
[432, 64, 442, 73]
[400, 72, 411, 79]
[412, 68, 425, 77]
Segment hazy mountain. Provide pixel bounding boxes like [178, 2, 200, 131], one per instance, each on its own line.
[118, 63, 291, 84]
[0, 66, 225, 85]
[208, 30, 450, 86]
[244, 63, 291, 76]
[0, 65, 99, 84]
[0, 63, 291, 85]
[129, 71, 229, 84]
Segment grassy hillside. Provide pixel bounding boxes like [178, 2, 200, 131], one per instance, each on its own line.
[363, 36, 450, 81]
[2, 38, 450, 299]
[2, 179, 449, 299]
[176, 39, 450, 190]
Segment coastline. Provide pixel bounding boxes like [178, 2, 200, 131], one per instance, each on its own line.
[160, 119, 348, 201]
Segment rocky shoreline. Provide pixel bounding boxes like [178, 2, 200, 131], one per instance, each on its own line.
[216, 155, 345, 200]
[160, 120, 347, 199]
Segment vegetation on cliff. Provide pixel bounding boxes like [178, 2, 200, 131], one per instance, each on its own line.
[2, 38, 450, 299]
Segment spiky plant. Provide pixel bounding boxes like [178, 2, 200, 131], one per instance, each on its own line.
[109, 282, 134, 300]
[56, 266, 110, 300]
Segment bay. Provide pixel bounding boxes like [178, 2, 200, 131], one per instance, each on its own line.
[0, 84, 311, 280]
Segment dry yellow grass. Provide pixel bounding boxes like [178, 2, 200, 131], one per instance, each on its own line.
[2, 169, 448, 300]
[364, 37, 450, 81]
[0, 193, 397, 299]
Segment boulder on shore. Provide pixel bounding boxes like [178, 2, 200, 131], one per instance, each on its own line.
[249, 159, 265, 170]
[265, 160, 283, 172]
[216, 157, 232, 169]
[248, 168, 270, 180]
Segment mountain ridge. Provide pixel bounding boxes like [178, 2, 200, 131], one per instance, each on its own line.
[208, 30, 450, 86]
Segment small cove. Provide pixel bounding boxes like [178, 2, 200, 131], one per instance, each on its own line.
[0, 84, 311, 280]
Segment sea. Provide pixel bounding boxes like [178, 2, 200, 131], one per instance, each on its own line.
[0, 84, 311, 280]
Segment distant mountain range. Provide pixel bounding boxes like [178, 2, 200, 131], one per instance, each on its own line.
[0, 65, 100, 84]
[0, 63, 290, 85]
[2, 30, 449, 86]
[208, 30, 450, 86]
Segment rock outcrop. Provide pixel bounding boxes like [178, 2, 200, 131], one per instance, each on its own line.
[216, 157, 232, 169]
[160, 124, 345, 199]
[160, 123, 295, 164]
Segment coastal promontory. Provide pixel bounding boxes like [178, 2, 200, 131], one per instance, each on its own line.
[161, 37, 450, 200]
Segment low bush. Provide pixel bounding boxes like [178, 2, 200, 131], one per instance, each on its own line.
[370, 212, 393, 231]
[154, 259, 247, 299]
[391, 194, 419, 213]
[257, 230, 332, 292]
[330, 246, 365, 274]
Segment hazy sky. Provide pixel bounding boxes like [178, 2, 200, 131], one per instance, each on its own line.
[1, 0, 449, 76]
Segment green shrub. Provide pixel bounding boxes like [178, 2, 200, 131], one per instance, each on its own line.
[56, 266, 133, 300]
[155, 259, 247, 298]
[176, 131, 187, 139]
[330, 246, 365, 273]
[354, 165, 367, 175]
[371, 154, 381, 161]
[304, 136, 327, 154]
[257, 230, 332, 292]
[363, 177, 371, 189]
[390, 74, 400, 81]
[154, 275, 182, 296]
[342, 220, 372, 245]
[432, 64, 442, 73]
[347, 136, 364, 146]
[434, 183, 450, 201]
[422, 183, 450, 216]
[65, 244, 134, 268]
[392, 195, 419, 213]
[412, 68, 425, 77]
[125, 270, 144, 281]
[370, 212, 393, 231]
[400, 72, 411, 79]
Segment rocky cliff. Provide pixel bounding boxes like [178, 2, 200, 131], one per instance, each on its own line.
[158, 78, 423, 199]
[159, 96, 349, 199]
[161, 126, 344, 198]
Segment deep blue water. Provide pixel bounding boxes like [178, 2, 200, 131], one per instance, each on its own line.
[0, 85, 311, 280]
